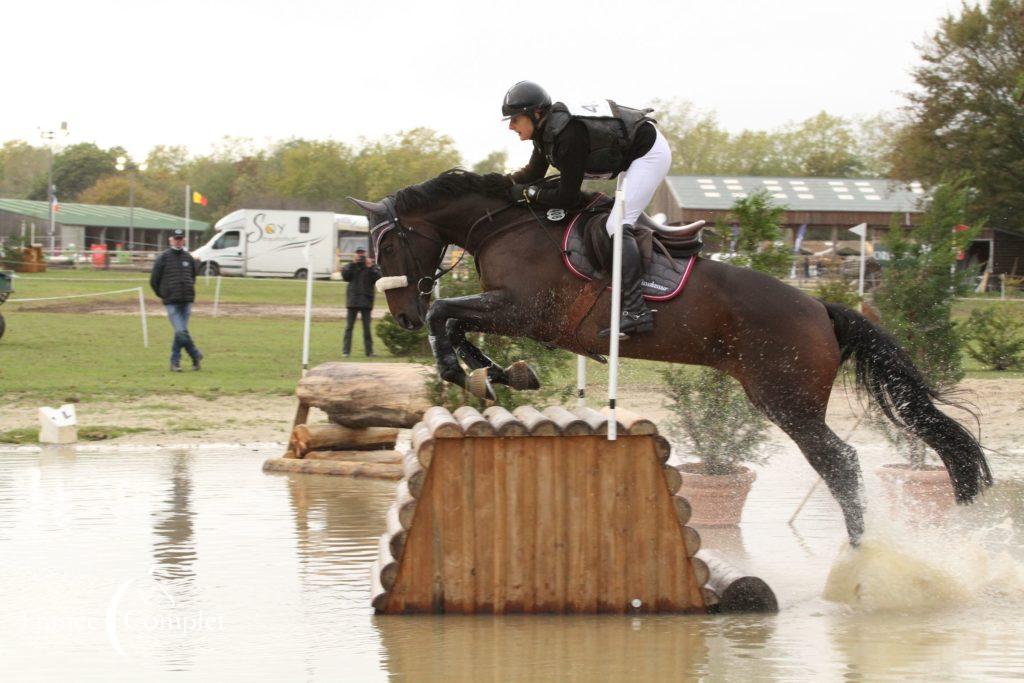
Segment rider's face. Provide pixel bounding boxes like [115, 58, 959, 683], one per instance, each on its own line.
[508, 113, 534, 141]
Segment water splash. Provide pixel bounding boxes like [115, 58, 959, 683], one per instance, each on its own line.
[823, 497, 1024, 612]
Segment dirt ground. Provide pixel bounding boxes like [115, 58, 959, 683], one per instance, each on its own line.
[2, 378, 1021, 451]
[16, 300, 387, 320]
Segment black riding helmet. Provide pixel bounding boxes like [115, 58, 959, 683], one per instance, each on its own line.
[501, 81, 551, 122]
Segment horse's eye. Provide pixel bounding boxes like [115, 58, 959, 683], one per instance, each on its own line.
[381, 244, 394, 256]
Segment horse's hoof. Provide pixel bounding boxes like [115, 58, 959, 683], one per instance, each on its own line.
[506, 361, 541, 391]
[467, 368, 496, 401]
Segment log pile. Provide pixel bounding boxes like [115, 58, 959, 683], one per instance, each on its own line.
[263, 362, 432, 478]
[368, 404, 776, 615]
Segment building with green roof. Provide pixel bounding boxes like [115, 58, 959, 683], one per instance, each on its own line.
[0, 199, 209, 252]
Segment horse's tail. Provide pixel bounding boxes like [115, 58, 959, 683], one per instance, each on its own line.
[823, 301, 993, 503]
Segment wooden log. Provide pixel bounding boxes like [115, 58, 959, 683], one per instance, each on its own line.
[691, 555, 710, 587]
[701, 587, 720, 612]
[378, 533, 400, 590]
[541, 406, 591, 436]
[424, 406, 463, 438]
[386, 502, 408, 560]
[573, 406, 625, 436]
[671, 495, 692, 526]
[261, 458, 403, 479]
[599, 406, 656, 435]
[293, 424, 399, 457]
[404, 450, 426, 498]
[296, 362, 432, 428]
[652, 435, 671, 464]
[395, 479, 417, 529]
[662, 465, 682, 495]
[482, 406, 528, 436]
[680, 525, 701, 557]
[292, 400, 310, 428]
[513, 406, 560, 436]
[411, 421, 435, 468]
[303, 450, 403, 464]
[369, 560, 389, 612]
[452, 406, 496, 436]
[695, 550, 778, 613]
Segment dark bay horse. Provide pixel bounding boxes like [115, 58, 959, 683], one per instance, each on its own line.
[350, 169, 992, 543]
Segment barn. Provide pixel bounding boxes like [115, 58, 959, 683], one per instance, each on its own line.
[0, 199, 208, 253]
[649, 175, 1023, 278]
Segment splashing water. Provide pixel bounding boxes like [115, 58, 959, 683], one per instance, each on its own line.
[823, 499, 1024, 612]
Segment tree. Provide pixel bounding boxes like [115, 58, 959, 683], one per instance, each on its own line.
[778, 112, 866, 177]
[889, 0, 1024, 230]
[354, 127, 463, 199]
[30, 143, 119, 201]
[728, 190, 791, 277]
[76, 175, 165, 209]
[0, 141, 49, 198]
[875, 177, 977, 390]
[472, 150, 508, 175]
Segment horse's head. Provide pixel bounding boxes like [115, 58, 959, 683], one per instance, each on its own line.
[348, 196, 446, 330]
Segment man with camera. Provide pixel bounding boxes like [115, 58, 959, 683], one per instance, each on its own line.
[340, 247, 381, 358]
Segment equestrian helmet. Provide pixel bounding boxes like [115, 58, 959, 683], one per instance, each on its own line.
[502, 81, 551, 119]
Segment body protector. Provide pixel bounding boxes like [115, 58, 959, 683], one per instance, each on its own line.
[540, 100, 656, 178]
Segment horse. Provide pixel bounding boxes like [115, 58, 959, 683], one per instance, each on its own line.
[349, 169, 992, 544]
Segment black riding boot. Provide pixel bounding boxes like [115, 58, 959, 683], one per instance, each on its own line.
[599, 225, 654, 339]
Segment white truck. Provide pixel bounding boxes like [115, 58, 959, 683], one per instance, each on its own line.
[192, 209, 369, 278]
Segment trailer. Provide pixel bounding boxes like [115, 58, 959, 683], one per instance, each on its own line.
[192, 209, 369, 278]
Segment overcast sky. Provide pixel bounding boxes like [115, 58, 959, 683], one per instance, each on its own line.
[5, 0, 959, 170]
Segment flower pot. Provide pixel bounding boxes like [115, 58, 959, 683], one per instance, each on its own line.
[875, 463, 955, 521]
[676, 463, 757, 526]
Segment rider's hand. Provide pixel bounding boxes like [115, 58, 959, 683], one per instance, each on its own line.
[509, 183, 530, 203]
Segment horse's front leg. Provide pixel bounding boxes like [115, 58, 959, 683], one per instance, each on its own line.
[427, 291, 536, 400]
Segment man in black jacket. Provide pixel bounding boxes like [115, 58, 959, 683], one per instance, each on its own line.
[341, 247, 381, 358]
[150, 229, 203, 371]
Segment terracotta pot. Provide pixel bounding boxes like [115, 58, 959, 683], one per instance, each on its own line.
[676, 463, 757, 526]
[875, 463, 955, 521]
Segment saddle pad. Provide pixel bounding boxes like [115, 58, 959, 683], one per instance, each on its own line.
[559, 202, 697, 302]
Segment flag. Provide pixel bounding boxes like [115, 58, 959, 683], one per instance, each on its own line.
[192, 191, 208, 207]
[51, 194, 60, 213]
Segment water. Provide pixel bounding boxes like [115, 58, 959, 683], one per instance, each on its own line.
[0, 440, 1021, 681]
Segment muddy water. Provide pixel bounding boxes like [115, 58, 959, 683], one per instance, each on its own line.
[0, 441, 1021, 681]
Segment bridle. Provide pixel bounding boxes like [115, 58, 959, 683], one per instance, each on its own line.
[370, 195, 530, 320]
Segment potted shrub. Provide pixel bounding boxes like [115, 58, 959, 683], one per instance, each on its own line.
[661, 365, 771, 526]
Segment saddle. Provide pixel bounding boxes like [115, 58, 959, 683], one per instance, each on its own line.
[552, 193, 703, 301]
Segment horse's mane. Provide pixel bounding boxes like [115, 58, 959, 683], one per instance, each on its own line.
[393, 168, 510, 214]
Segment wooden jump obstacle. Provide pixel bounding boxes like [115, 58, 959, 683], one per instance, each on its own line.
[263, 362, 433, 478]
[370, 404, 777, 615]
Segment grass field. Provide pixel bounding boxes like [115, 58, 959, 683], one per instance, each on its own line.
[1, 270, 1022, 403]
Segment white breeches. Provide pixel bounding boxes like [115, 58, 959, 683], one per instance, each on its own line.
[605, 125, 672, 236]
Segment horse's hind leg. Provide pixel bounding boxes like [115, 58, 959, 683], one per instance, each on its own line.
[740, 372, 866, 543]
[782, 418, 865, 543]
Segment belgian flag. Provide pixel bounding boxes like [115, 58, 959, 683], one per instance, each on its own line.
[192, 190, 208, 207]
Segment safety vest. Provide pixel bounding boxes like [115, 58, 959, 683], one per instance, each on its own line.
[540, 100, 656, 177]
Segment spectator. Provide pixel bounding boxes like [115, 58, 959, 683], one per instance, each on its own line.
[150, 229, 203, 372]
[341, 247, 381, 358]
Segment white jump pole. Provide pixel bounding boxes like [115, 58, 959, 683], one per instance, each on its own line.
[213, 275, 222, 318]
[136, 287, 149, 348]
[301, 244, 314, 376]
[607, 174, 628, 441]
[576, 355, 587, 408]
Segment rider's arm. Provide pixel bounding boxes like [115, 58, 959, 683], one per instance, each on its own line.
[530, 122, 587, 209]
[510, 145, 548, 184]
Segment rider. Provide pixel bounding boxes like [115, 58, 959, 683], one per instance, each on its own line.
[501, 80, 672, 339]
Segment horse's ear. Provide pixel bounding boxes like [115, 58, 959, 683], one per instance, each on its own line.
[347, 197, 385, 214]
